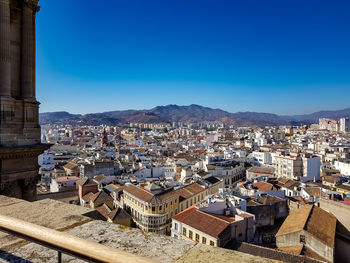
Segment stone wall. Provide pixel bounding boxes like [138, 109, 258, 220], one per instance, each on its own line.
[232, 242, 325, 263]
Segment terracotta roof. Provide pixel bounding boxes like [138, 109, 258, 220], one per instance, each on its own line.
[63, 162, 78, 170]
[94, 174, 106, 183]
[108, 207, 127, 220]
[173, 207, 230, 238]
[278, 245, 303, 255]
[207, 213, 236, 223]
[77, 177, 97, 187]
[322, 175, 339, 184]
[253, 181, 274, 191]
[82, 192, 95, 202]
[302, 246, 328, 262]
[247, 166, 275, 174]
[55, 176, 80, 183]
[157, 183, 204, 202]
[123, 184, 155, 203]
[91, 191, 114, 204]
[237, 213, 254, 218]
[276, 205, 312, 237]
[95, 203, 112, 219]
[276, 205, 336, 248]
[173, 207, 197, 222]
[305, 205, 336, 248]
[289, 196, 311, 205]
[248, 194, 285, 206]
[303, 187, 321, 197]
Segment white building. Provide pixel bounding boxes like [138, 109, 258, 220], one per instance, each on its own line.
[50, 176, 80, 193]
[301, 155, 321, 183]
[38, 150, 55, 171]
[274, 153, 320, 182]
[252, 151, 273, 166]
[340, 117, 350, 132]
[334, 160, 350, 176]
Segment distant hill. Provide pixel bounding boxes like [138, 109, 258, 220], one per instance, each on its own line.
[39, 105, 350, 126]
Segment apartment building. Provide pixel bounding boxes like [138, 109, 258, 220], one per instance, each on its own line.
[121, 181, 221, 234]
[171, 198, 255, 247]
[252, 151, 273, 166]
[205, 164, 245, 187]
[274, 154, 303, 180]
[274, 153, 320, 182]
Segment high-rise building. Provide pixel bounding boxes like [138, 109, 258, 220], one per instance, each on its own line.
[340, 117, 350, 132]
[0, 0, 49, 201]
[319, 118, 340, 132]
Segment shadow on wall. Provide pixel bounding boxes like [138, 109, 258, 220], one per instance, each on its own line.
[335, 221, 350, 263]
[0, 250, 32, 263]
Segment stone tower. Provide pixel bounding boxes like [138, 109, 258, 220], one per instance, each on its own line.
[0, 0, 48, 201]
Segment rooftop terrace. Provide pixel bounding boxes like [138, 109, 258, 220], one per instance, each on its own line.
[0, 195, 275, 263]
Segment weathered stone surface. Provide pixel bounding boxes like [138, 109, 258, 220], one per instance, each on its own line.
[0, 197, 93, 249]
[175, 244, 278, 263]
[0, 0, 46, 202]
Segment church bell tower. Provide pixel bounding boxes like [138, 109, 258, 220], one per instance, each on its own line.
[0, 0, 49, 201]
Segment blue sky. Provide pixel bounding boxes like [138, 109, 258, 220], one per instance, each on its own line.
[36, 0, 350, 115]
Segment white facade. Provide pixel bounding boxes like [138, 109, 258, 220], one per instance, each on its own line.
[334, 160, 350, 176]
[301, 156, 321, 183]
[38, 150, 55, 171]
[340, 117, 350, 132]
[252, 151, 272, 166]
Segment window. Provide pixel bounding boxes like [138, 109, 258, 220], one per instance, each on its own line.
[189, 230, 193, 239]
[195, 233, 200, 242]
[152, 206, 155, 212]
[202, 237, 207, 244]
[174, 223, 178, 230]
[159, 205, 162, 211]
[300, 235, 305, 244]
[210, 241, 215, 246]
[183, 227, 187, 235]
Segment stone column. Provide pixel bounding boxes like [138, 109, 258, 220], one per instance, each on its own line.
[21, 0, 38, 101]
[0, 0, 11, 98]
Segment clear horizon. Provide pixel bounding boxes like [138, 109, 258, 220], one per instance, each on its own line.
[36, 0, 350, 115]
[40, 103, 350, 117]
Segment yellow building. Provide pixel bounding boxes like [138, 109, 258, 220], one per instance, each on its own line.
[121, 180, 222, 234]
[171, 207, 231, 247]
[122, 184, 179, 234]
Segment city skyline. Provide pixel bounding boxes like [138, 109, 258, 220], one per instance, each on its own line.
[36, 0, 350, 114]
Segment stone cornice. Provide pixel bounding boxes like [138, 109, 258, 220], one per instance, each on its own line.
[23, 0, 40, 12]
[0, 143, 51, 159]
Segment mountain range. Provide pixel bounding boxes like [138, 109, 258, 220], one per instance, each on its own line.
[39, 104, 350, 126]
